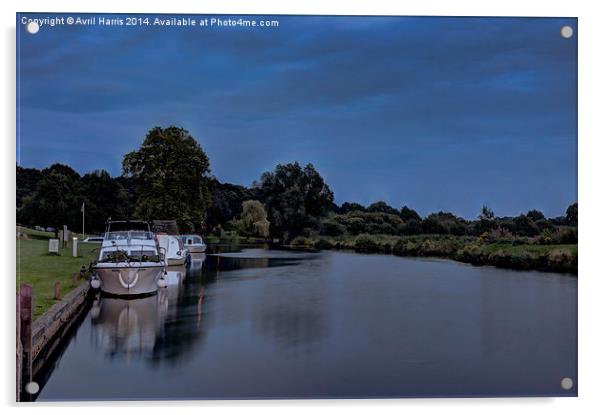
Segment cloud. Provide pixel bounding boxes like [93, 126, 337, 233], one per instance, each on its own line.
[17, 14, 577, 218]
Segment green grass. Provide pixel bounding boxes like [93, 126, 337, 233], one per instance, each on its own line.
[482, 243, 577, 256]
[17, 228, 98, 320]
[17, 225, 55, 239]
[17, 225, 85, 240]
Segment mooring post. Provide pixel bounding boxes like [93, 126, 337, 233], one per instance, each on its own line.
[54, 281, 61, 300]
[16, 292, 21, 401]
[19, 283, 33, 392]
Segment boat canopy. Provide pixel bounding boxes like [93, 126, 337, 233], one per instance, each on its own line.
[105, 220, 151, 232]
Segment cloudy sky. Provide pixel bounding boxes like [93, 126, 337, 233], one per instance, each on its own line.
[17, 14, 577, 218]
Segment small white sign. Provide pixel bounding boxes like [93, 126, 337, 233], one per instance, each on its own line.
[49, 239, 59, 254]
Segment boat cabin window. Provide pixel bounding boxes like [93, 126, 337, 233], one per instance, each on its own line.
[105, 231, 152, 240]
[100, 249, 157, 261]
[100, 249, 126, 261]
[184, 235, 203, 245]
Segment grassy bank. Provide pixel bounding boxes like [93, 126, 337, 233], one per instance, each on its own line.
[288, 234, 577, 274]
[17, 228, 98, 319]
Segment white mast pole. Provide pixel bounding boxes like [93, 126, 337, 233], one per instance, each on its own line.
[82, 202, 85, 239]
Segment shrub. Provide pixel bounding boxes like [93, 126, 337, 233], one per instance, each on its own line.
[455, 244, 483, 264]
[547, 249, 577, 273]
[354, 234, 381, 253]
[535, 219, 555, 233]
[290, 236, 312, 247]
[536, 228, 554, 245]
[314, 238, 334, 250]
[418, 239, 437, 256]
[513, 215, 539, 237]
[393, 239, 420, 256]
[321, 219, 346, 236]
[403, 219, 422, 235]
[554, 227, 578, 244]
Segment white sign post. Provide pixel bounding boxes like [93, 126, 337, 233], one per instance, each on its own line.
[48, 239, 59, 255]
[62, 225, 69, 248]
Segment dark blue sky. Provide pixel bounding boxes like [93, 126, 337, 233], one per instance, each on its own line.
[17, 14, 577, 219]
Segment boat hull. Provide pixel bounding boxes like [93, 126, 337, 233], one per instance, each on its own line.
[166, 256, 187, 266]
[94, 263, 164, 296]
[186, 245, 206, 253]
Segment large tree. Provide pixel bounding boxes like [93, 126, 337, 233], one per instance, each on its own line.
[19, 164, 82, 229]
[16, 165, 42, 210]
[565, 202, 578, 226]
[366, 201, 398, 215]
[122, 126, 211, 232]
[254, 162, 334, 241]
[205, 179, 254, 232]
[399, 205, 421, 222]
[80, 170, 132, 233]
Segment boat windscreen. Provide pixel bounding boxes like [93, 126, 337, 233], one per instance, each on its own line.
[106, 221, 150, 232]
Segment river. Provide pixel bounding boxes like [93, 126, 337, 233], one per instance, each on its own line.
[33, 246, 577, 400]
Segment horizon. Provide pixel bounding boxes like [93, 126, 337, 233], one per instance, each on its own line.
[17, 14, 577, 219]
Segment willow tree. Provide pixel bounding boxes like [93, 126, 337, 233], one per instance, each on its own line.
[232, 200, 270, 238]
[122, 126, 210, 232]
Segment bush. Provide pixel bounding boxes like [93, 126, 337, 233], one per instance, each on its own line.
[455, 244, 484, 264]
[547, 249, 577, 273]
[314, 238, 334, 250]
[392, 239, 420, 256]
[554, 227, 578, 244]
[321, 219, 346, 236]
[485, 250, 551, 270]
[535, 219, 555, 233]
[513, 215, 539, 237]
[290, 236, 312, 247]
[354, 234, 381, 253]
[418, 239, 437, 255]
[403, 219, 422, 235]
[536, 228, 554, 245]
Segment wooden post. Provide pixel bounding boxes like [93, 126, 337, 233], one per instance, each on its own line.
[71, 272, 78, 288]
[19, 284, 33, 392]
[16, 292, 21, 401]
[54, 281, 61, 300]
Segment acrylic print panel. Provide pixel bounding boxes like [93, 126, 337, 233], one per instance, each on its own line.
[15, 13, 577, 401]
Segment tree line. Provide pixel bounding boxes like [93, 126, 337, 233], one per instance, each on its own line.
[17, 126, 577, 243]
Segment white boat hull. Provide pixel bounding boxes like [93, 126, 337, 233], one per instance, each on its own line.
[94, 263, 164, 296]
[187, 245, 206, 253]
[166, 256, 187, 266]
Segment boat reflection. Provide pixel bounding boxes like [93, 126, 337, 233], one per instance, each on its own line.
[90, 294, 166, 361]
[188, 253, 206, 276]
[89, 256, 206, 363]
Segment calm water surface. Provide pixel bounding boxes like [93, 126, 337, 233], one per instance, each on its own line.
[34, 246, 577, 400]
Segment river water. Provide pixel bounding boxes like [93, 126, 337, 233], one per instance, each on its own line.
[34, 246, 577, 400]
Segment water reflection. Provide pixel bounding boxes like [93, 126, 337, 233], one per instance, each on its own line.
[35, 248, 577, 400]
[90, 294, 167, 361]
[89, 256, 206, 363]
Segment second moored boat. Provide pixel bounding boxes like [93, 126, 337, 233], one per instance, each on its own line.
[182, 234, 207, 253]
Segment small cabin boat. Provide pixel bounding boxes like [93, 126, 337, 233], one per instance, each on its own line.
[91, 220, 166, 296]
[181, 234, 207, 253]
[156, 234, 189, 266]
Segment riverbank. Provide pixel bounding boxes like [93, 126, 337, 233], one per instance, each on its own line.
[17, 227, 97, 319]
[288, 234, 577, 274]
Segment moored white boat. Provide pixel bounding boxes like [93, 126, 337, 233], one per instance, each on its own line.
[156, 234, 190, 266]
[91, 220, 167, 296]
[181, 234, 207, 253]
